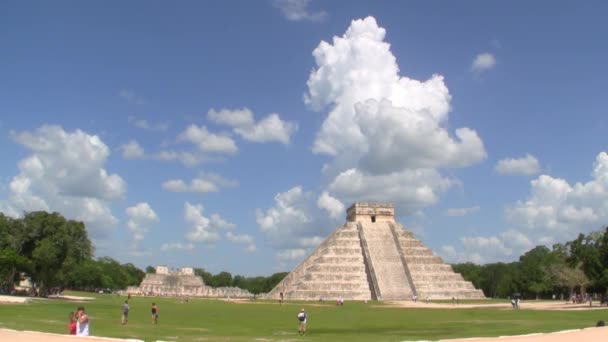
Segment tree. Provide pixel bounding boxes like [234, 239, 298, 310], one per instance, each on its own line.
[16, 212, 93, 296]
[146, 265, 156, 274]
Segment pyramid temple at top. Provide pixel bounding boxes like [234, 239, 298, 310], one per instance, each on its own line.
[268, 202, 485, 301]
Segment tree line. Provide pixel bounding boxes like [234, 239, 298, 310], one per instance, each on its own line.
[0, 211, 287, 296]
[0, 212, 145, 295]
[453, 227, 608, 299]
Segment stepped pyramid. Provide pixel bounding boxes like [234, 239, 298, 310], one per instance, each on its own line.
[268, 203, 484, 301]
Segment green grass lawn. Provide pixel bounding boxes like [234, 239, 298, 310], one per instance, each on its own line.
[0, 292, 605, 342]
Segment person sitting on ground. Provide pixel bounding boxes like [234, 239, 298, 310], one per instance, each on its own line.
[297, 308, 307, 336]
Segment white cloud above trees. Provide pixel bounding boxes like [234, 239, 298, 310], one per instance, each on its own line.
[184, 202, 235, 243]
[126, 202, 158, 245]
[0, 125, 125, 236]
[442, 151, 608, 263]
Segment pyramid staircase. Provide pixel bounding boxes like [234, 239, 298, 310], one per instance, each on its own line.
[268, 202, 485, 301]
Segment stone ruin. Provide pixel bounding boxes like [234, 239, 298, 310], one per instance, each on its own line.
[267, 202, 485, 301]
[128, 266, 253, 298]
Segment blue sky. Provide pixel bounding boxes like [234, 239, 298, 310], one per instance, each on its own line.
[1, 0, 607, 276]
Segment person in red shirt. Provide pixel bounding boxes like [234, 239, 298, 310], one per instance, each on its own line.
[68, 311, 76, 335]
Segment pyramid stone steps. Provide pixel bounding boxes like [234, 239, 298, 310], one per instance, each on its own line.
[359, 221, 414, 300]
[266, 203, 485, 301]
[295, 282, 370, 291]
[304, 273, 368, 282]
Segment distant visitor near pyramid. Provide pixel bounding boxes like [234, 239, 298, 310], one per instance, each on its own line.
[268, 202, 485, 301]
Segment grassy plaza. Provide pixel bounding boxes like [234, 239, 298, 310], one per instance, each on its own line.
[0, 292, 605, 341]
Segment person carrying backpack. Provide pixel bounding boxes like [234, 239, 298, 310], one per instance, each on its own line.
[297, 308, 307, 336]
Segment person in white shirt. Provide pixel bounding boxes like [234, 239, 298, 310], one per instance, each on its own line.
[76, 306, 90, 336]
[297, 308, 307, 336]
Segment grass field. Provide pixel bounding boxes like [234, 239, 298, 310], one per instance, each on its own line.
[0, 292, 605, 341]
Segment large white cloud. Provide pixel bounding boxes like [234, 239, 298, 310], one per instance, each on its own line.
[184, 202, 235, 243]
[317, 191, 344, 219]
[0, 125, 126, 236]
[495, 154, 541, 176]
[256, 186, 335, 263]
[126, 202, 158, 244]
[328, 168, 456, 215]
[304, 17, 486, 213]
[208, 108, 298, 145]
[443, 152, 608, 264]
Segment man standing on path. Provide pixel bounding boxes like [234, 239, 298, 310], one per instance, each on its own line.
[121, 300, 129, 325]
[297, 308, 307, 336]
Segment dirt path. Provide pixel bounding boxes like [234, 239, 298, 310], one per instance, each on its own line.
[0, 329, 143, 342]
[1, 327, 606, 342]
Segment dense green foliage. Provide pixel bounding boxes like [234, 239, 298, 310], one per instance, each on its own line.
[0, 212, 143, 295]
[453, 227, 608, 299]
[0, 211, 286, 296]
[194, 267, 287, 294]
[0, 291, 602, 341]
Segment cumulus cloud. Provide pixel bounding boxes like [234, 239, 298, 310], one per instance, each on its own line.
[328, 168, 456, 215]
[471, 53, 497, 73]
[160, 242, 194, 252]
[256, 186, 332, 263]
[119, 89, 145, 105]
[442, 229, 533, 264]
[304, 17, 486, 212]
[444, 151, 608, 264]
[507, 152, 608, 236]
[317, 191, 345, 219]
[178, 125, 238, 154]
[272, 0, 327, 22]
[184, 202, 235, 243]
[495, 154, 541, 176]
[121, 140, 145, 159]
[162, 172, 238, 194]
[128, 116, 169, 132]
[126, 202, 158, 244]
[0, 125, 125, 236]
[226, 232, 257, 252]
[445, 206, 480, 217]
[207, 108, 298, 145]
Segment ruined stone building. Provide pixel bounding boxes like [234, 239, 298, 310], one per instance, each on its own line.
[130, 266, 252, 298]
[268, 202, 484, 301]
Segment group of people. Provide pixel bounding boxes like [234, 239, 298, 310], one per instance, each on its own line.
[67, 306, 89, 336]
[67, 302, 160, 336]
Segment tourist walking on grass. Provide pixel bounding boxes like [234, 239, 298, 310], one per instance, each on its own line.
[297, 308, 307, 336]
[122, 300, 130, 325]
[76, 306, 90, 336]
[151, 302, 159, 324]
[67, 311, 76, 335]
